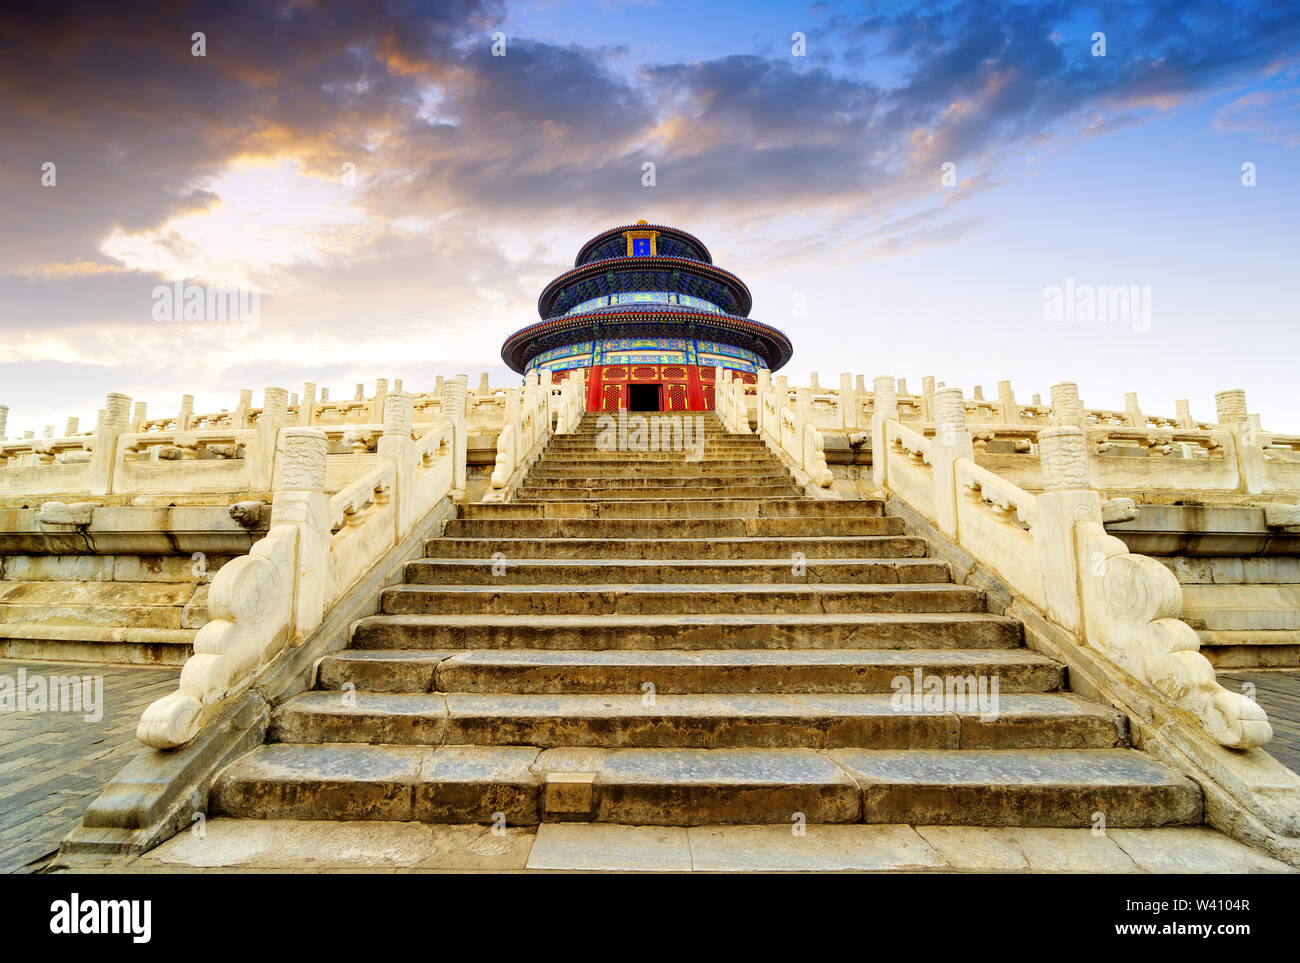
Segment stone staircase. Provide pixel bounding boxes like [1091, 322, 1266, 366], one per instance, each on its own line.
[1107, 504, 1300, 669]
[210, 412, 1203, 830]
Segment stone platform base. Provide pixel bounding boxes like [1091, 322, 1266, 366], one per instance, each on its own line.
[56, 818, 1294, 874]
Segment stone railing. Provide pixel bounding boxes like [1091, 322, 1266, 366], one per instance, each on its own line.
[136, 388, 465, 750]
[714, 367, 750, 434]
[873, 380, 1272, 751]
[748, 371, 1238, 443]
[485, 370, 583, 501]
[753, 371, 833, 490]
[0, 374, 507, 502]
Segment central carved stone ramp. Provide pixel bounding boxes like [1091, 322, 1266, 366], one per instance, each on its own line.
[213, 412, 1202, 830]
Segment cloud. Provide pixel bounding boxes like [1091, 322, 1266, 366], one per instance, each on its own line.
[0, 0, 1296, 429]
[1212, 90, 1300, 147]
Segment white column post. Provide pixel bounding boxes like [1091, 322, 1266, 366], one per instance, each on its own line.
[871, 375, 897, 488]
[1034, 426, 1099, 632]
[271, 428, 331, 639]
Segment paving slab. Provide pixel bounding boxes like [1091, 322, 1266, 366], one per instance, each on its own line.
[0, 658, 179, 873]
[1108, 826, 1295, 873]
[138, 818, 534, 870]
[527, 823, 692, 872]
[916, 826, 1140, 872]
[687, 824, 947, 872]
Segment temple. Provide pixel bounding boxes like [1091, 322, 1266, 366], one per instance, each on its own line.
[500, 221, 793, 412]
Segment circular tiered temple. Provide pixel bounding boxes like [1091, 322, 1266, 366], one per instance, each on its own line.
[501, 221, 792, 411]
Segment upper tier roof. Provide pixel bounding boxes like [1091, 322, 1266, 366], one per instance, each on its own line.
[575, 223, 712, 266]
[539, 256, 752, 319]
[500, 304, 794, 373]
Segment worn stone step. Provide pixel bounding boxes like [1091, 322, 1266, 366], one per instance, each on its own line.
[521, 471, 797, 485]
[380, 582, 986, 616]
[210, 743, 859, 825]
[458, 499, 884, 520]
[516, 485, 803, 500]
[1201, 630, 1300, 669]
[829, 749, 1203, 827]
[403, 557, 949, 585]
[350, 612, 1024, 651]
[545, 441, 767, 453]
[211, 743, 543, 823]
[269, 691, 1125, 750]
[424, 535, 930, 560]
[318, 647, 1065, 694]
[586, 748, 858, 824]
[538, 446, 773, 457]
[533, 456, 779, 468]
[0, 580, 196, 630]
[1181, 584, 1300, 631]
[561, 430, 744, 441]
[210, 743, 1199, 827]
[443, 515, 907, 538]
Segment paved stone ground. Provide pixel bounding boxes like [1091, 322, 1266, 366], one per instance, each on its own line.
[0, 658, 179, 873]
[56, 819, 1292, 873]
[1217, 669, 1300, 776]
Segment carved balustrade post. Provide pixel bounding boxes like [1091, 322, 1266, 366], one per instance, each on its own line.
[794, 386, 814, 467]
[91, 392, 131, 495]
[839, 372, 857, 430]
[921, 376, 936, 423]
[1049, 380, 1092, 485]
[442, 375, 469, 494]
[269, 428, 330, 638]
[1033, 426, 1099, 631]
[755, 369, 772, 440]
[1124, 391, 1144, 428]
[1215, 389, 1262, 494]
[539, 369, 554, 434]
[997, 380, 1019, 425]
[300, 383, 317, 426]
[871, 375, 897, 488]
[253, 386, 290, 492]
[930, 387, 973, 538]
[379, 391, 416, 535]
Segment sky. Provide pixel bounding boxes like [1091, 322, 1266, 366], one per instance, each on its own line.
[1, 0, 1297, 434]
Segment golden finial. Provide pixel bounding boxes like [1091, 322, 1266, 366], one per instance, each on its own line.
[636, 219, 648, 225]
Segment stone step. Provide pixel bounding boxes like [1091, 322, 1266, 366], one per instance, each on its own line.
[350, 612, 1023, 651]
[210, 744, 1197, 827]
[516, 485, 804, 500]
[829, 749, 1203, 827]
[318, 647, 1065, 694]
[443, 515, 907, 538]
[403, 557, 950, 585]
[211, 744, 545, 824]
[532, 456, 779, 468]
[269, 691, 1126, 750]
[520, 471, 797, 485]
[540, 445, 770, 456]
[0, 580, 197, 630]
[1200, 629, 1300, 669]
[379, 582, 986, 616]
[458, 499, 884, 520]
[546, 438, 766, 448]
[561, 430, 743, 440]
[424, 535, 929, 560]
[1182, 584, 1300, 631]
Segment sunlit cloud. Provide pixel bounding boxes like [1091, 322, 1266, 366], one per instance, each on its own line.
[99, 159, 379, 289]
